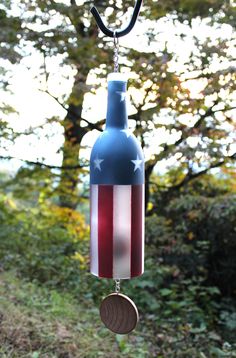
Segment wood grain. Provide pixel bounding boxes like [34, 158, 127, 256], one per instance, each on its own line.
[100, 293, 139, 334]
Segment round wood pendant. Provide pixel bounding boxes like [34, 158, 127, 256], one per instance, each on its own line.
[100, 293, 139, 334]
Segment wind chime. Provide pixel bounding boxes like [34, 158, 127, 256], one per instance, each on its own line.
[90, 0, 144, 334]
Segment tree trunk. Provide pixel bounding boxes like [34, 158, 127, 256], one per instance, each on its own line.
[58, 109, 87, 209]
[145, 164, 154, 215]
[58, 74, 88, 209]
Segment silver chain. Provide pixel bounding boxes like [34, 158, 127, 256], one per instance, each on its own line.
[113, 31, 119, 72]
[115, 279, 121, 293]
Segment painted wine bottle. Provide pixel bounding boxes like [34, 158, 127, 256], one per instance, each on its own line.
[90, 72, 145, 279]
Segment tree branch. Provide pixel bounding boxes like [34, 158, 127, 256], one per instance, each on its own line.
[149, 152, 236, 193]
[170, 152, 236, 191]
[40, 88, 104, 132]
[0, 155, 89, 170]
[147, 152, 236, 216]
[145, 100, 223, 169]
[13, 123, 49, 138]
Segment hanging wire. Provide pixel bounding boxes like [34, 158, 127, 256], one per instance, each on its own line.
[115, 279, 121, 293]
[113, 31, 119, 72]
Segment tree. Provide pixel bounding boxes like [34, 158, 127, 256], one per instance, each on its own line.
[126, 0, 236, 211]
[0, 0, 235, 210]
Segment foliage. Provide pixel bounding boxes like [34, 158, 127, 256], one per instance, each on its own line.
[166, 193, 236, 295]
[0, 271, 150, 357]
[0, 193, 89, 290]
[1, 183, 236, 356]
[0, 2, 22, 65]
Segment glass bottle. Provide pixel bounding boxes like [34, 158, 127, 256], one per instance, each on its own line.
[90, 72, 144, 279]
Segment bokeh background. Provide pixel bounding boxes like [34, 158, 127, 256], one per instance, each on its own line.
[0, 0, 236, 357]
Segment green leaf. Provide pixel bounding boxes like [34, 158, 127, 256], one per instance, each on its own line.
[159, 288, 172, 296]
[32, 353, 40, 358]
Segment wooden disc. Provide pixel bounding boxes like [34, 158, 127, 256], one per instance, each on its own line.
[100, 293, 139, 334]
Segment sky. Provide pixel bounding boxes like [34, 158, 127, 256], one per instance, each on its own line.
[0, 1, 235, 174]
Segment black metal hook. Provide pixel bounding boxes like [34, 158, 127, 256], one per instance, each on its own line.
[90, 0, 143, 38]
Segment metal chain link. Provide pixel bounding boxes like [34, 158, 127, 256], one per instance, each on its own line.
[115, 279, 121, 293]
[113, 32, 121, 295]
[113, 31, 119, 72]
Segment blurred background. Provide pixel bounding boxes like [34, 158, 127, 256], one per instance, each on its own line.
[0, 0, 236, 357]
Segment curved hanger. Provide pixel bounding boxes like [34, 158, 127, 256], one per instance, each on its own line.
[90, 0, 143, 38]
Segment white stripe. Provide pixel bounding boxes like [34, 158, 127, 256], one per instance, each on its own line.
[142, 184, 145, 273]
[113, 185, 131, 279]
[90, 185, 99, 276]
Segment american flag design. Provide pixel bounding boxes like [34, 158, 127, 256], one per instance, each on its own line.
[90, 184, 144, 279]
[90, 75, 145, 279]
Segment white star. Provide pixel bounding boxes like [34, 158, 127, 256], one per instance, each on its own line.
[116, 91, 126, 102]
[94, 157, 104, 171]
[131, 155, 143, 172]
[120, 129, 132, 138]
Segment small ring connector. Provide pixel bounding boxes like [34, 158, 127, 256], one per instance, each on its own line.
[115, 279, 121, 293]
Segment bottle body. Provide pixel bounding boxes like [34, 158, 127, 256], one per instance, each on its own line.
[90, 74, 145, 279]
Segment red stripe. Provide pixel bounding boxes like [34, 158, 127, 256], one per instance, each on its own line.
[98, 185, 113, 278]
[131, 185, 143, 277]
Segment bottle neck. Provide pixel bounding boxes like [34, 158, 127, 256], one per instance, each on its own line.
[106, 80, 128, 129]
